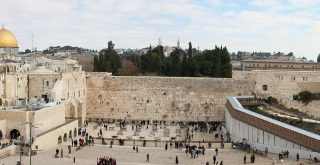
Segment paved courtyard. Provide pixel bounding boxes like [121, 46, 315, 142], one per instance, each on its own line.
[0, 144, 314, 165]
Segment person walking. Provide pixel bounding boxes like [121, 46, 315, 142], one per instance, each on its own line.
[265, 147, 268, 157]
[213, 155, 216, 164]
[206, 161, 209, 165]
[146, 153, 149, 162]
[215, 148, 218, 156]
[296, 153, 300, 161]
[219, 161, 223, 165]
[73, 156, 75, 163]
[252, 154, 256, 163]
[175, 156, 179, 164]
[243, 155, 246, 164]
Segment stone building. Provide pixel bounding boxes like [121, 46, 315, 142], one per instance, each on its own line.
[0, 56, 86, 151]
[241, 60, 320, 71]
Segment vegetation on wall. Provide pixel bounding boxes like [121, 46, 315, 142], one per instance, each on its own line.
[293, 91, 320, 104]
[266, 96, 278, 104]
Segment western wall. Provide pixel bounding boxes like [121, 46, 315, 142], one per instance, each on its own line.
[86, 72, 255, 122]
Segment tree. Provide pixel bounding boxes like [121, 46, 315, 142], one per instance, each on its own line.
[118, 60, 139, 76]
[93, 41, 121, 75]
[181, 51, 188, 76]
[188, 42, 192, 58]
[298, 91, 312, 104]
[25, 49, 31, 54]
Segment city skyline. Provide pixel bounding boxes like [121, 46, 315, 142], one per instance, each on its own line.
[1, 0, 320, 61]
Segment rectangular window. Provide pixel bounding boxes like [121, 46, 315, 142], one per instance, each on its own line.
[262, 85, 268, 91]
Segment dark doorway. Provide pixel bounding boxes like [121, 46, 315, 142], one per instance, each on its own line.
[42, 94, 49, 103]
[10, 129, 20, 139]
[0, 130, 3, 140]
[63, 133, 67, 142]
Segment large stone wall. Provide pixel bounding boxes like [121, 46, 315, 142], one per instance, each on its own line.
[233, 70, 320, 118]
[233, 70, 320, 99]
[86, 73, 254, 122]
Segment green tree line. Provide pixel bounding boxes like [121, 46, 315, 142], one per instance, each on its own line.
[94, 41, 232, 78]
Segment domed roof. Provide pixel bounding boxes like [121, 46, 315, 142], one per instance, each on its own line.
[0, 27, 18, 48]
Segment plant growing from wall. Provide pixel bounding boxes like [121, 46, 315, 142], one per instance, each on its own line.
[293, 91, 312, 105]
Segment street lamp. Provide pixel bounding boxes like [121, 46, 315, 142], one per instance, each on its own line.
[20, 122, 40, 165]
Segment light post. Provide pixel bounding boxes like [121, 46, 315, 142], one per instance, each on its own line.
[21, 122, 39, 165]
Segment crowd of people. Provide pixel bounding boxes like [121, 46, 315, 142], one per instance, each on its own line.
[279, 150, 289, 160]
[186, 122, 222, 140]
[97, 156, 116, 165]
[185, 144, 206, 159]
[80, 119, 319, 165]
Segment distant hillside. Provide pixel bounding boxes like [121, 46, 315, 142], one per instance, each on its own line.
[43, 46, 97, 54]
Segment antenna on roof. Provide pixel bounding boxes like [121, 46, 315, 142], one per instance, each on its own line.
[32, 33, 34, 52]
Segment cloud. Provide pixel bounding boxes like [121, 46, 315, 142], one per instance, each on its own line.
[0, 0, 319, 60]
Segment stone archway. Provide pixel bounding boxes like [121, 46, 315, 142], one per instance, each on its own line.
[10, 129, 20, 139]
[69, 130, 72, 139]
[58, 136, 62, 144]
[0, 130, 3, 140]
[63, 133, 67, 142]
[73, 128, 77, 137]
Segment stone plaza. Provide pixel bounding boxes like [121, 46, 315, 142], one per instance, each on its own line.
[0, 144, 314, 165]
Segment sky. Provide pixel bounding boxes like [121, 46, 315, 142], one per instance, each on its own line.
[1, 0, 320, 61]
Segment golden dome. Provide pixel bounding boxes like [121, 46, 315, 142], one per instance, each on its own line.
[0, 28, 18, 48]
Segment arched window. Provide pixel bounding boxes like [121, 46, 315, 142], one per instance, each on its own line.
[58, 136, 62, 144]
[63, 133, 68, 142]
[10, 129, 20, 139]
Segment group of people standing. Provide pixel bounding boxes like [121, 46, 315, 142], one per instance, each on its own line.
[279, 150, 289, 160]
[97, 156, 116, 165]
[243, 154, 255, 164]
[211, 148, 223, 165]
[185, 144, 206, 159]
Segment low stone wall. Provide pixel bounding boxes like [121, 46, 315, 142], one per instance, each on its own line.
[0, 145, 16, 158]
[94, 138, 231, 149]
[33, 119, 78, 151]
